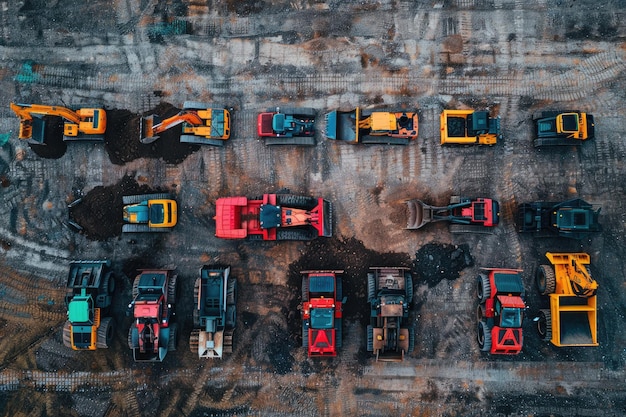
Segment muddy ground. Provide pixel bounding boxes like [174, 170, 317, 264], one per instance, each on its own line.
[0, 0, 625, 416]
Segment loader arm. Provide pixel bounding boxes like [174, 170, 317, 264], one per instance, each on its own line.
[567, 258, 598, 297]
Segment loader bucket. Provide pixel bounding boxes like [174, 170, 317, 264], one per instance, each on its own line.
[406, 199, 430, 229]
[140, 115, 160, 144]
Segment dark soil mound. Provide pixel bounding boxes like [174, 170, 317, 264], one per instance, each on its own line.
[29, 116, 66, 159]
[105, 103, 200, 165]
[413, 243, 474, 287]
[68, 175, 162, 240]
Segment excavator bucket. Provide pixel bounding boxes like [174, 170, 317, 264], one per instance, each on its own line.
[140, 115, 160, 144]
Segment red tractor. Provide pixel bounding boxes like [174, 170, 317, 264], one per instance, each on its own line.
[127, 269, 178, 362]
[406, 195, 500, 233]
[301, 270, 346, 357]
[476, 268, 526, 355]
[214, 193, 333, 241]
[257, 107, 317, 146]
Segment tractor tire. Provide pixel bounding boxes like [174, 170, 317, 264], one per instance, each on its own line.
[536, 265, 556, 295]
[275, 194, 318, 210]
[366, 325, 374, 352]
[301, 276, 309, 302]
[168, 324, 178, 352]
[336, 276, 343, 301]
[276, 229, 316, 241]
[62, 321, 72, 348]
[367, 273, 376, 302]
[104, 272, 115, 294]
[128, 327, 137, 350]
[302, 323, 309, 348]
[537, 309, 552, 341]
[189, 329, 200, 354]
[132, 276, 141, 299]
[227, 277, 237, 305]
[405, 273, 413, 303]
[96, 317, 114, 349]
[408, 326, 415, 353]
[167, 275, 178, 304]
[226, 305, 237, 329]
[335, 318, 342, 349]
[477, 274, 491, 302]
[477, 321, 492, 352]
[223, 330, 234, 354]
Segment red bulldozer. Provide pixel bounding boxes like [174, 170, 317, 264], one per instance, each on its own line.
[214, 193, 333, 241]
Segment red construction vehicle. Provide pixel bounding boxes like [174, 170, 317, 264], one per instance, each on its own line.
[476, 268, 526, 355]
[301, 270, 346, 357]
[127, 269, 178, 362]
[406, 196, 500, 233]
[213, 193, 333, 241]
[257, 107, 317, 146]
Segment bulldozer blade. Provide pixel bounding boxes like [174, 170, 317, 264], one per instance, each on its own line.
[406, 199, 429, 229]
[139, 115, 159, 144]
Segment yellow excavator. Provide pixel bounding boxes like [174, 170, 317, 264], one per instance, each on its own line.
[10, 102, 107, 144]
[140, 101, 231, 146]
[535, 252, 598, 347]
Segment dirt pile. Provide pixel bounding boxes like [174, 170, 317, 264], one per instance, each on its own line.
[68, 175, 163, 240]
[105, 102, 200, 165]
[413, 243, 474, 287]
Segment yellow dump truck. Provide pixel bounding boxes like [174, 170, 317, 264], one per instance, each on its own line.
[535, 252, 598, 347]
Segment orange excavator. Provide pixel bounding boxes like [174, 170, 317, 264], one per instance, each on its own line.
[10, 102, 106, 144]
[140, 101, 231, 146]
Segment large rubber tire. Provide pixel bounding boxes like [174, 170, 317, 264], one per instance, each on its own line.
[105, 272, 115, 294]
[366, 325, 374, 352]
[193, 308, 200, 327]
[127, 327, 136, 350]
[62, 321, 72, 348]
[367, 273, 376, 302]
[301, 276, 309, 302]
[405, 273, 413, 303]
[275, 194, 318, 210]
[189, 329, 200, 354]
[168, 323, 178, 352]
[477, 274, 491, 303]
[536, 265, 556, 295]
[477, 321, 492, 352]
[227, 278, 237, 305]
[132, 276, 141, 299]
[302, 323, 309, 348]
[96, 317, 114, 349]
[537, 309, 552, 341]
[167, 275, 177, 304]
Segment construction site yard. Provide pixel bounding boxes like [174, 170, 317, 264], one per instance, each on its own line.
[0, 0, 625, 416]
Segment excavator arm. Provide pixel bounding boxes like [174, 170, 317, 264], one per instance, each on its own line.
[140, 111, 204, 143]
